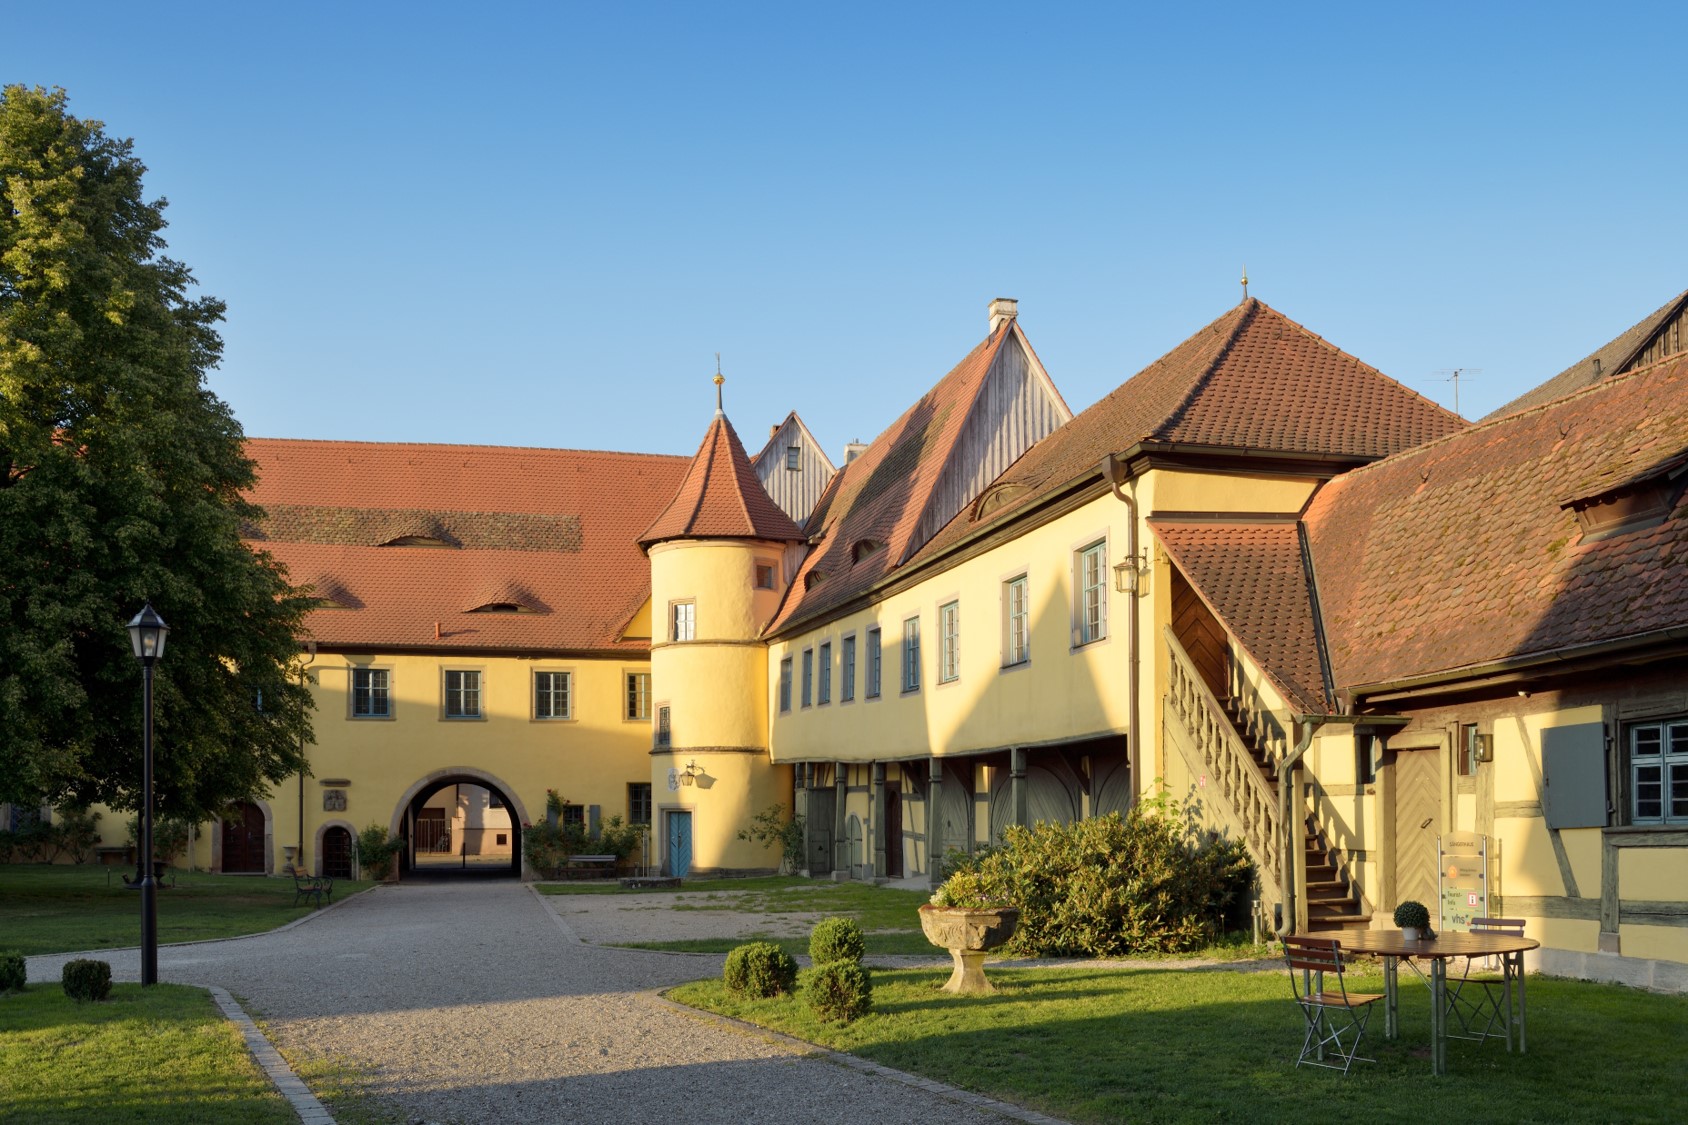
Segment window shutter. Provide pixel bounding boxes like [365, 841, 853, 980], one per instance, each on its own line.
[588, 805, 601, 837]
[1542, 723, 1607, 829]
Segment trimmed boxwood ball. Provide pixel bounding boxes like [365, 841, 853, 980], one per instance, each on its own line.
[62, 959, 112, 1003]
[809, 917, 865, 965]
[0, 951, 24, 993]
[723, 941, 798, 998]
[806, 960, 872, 1023]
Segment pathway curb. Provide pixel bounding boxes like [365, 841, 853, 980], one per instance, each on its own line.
[203, 984, 336, 1125]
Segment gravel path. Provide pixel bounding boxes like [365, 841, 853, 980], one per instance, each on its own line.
[27, 880, 1038, 1124]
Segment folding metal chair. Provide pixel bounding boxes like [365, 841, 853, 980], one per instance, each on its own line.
[1447, 917, 1525, 1048]
[1284, 935, 1384, 1075]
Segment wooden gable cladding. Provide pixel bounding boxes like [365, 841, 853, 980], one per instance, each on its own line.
[1627, 300, 1688, 373]
[1170, 567, 1228, 699]
[751, 412, 837, 526]
[903, 325, 1070, 563]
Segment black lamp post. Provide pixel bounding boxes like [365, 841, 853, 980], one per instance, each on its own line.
[126, 601, 169, 987]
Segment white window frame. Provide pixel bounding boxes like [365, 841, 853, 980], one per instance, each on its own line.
[350, 666, 392, 719]
[778, 656, 793, 713]
[625, 671, 652, 721]
[1004, 574, 1029, 667]
[1075, 539, 1109, 646]
[938, 601, 960, 683]
[442, 668, 484, 720]
[670, 599, 696, 642]
[533, 669, 574, 721]
[1630, 718, 1688, 825]
[902, 616, 921, 694]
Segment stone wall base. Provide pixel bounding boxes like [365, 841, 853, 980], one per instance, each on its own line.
[1531, 947, 1688, 994]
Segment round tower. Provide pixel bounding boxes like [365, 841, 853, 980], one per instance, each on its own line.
[639, 377, 805, 876]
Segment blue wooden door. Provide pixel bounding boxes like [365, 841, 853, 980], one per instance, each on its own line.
[667, 811, 693, 878]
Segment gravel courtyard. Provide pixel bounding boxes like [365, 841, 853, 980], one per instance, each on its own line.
[26, 879, 1034, 1124]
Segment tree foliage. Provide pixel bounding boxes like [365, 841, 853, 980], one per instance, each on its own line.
[0, 85, 312, 818]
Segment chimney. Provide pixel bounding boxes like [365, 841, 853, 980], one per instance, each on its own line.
[770, 424, 779, 438]
[843, 441, 868, 464]
[988, 297, 1018, 334]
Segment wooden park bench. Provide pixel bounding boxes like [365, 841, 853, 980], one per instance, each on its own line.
[562, 854, 619, 880]
[288, 867, 334, 908]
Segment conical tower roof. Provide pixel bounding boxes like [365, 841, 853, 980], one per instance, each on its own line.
[640, 404, 806, 549]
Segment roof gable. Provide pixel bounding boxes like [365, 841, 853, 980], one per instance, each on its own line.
[640, 412, 806, 548]
[750, 411, 838, 525]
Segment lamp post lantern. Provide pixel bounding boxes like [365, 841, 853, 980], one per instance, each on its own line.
[126, 602, 169, 986]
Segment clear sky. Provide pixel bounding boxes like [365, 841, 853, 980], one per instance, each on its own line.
[7, 3, 1685, 462]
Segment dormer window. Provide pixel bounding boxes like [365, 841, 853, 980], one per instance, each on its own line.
[469, 602, 528, 614]
[1561, 456, 1686, 543]
[805, 570, 827, 590]
[851, 540, 885, 565]
[380, 534, 452, 548]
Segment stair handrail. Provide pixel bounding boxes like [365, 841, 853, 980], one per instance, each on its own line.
[1164, 626, 1283, 908]
[1225, 645, 1292, 776]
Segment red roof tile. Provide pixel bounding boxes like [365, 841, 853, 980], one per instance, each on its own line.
[243, 439, 688, 654]
[1305, 353, 1688, 691]
[1151, 520, 1330, 713]
[640, 413, 805, 547]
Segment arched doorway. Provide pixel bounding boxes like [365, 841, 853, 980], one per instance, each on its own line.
[221, 801, 267, 873]
[322, 826, 354, 879]
[391, 770, 527, 879]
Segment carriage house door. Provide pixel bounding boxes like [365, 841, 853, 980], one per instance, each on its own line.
[1391, 748, 1441, 914]
[221, 801, 265, 873]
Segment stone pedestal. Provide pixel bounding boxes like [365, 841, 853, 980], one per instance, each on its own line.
[919, 905, 1020, 994]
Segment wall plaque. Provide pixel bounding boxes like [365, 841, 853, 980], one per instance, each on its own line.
[323, 789, 347, 812]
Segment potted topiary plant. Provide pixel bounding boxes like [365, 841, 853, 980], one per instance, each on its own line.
[1393, 900, 1434, 941]
[919, 871, 1019, 994]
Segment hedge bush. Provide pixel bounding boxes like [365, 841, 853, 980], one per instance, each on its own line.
[723, 942, 797, 998]
[0, 951, 24, 993]
[808, 917, 865, 965]
[62, 959, 112, 1003]
[806, 960, 872, 1023]
[937, 801, 1253, 957]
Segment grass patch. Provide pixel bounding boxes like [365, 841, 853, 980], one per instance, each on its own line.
[536, 875, 811, 895]
[671, 965, 1688, 1123]
[0, 983, 295, 1124]
[0, 864, 374, 955]
[272, 1041, 409, 1125]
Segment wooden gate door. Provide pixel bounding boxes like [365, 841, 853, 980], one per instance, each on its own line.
[322, 826, 353, 879]
[221, 801, 265, 873]
[884, 788, 903, 878]
[806, 788, 835, 875]
[1392, 749, 1441, 913]
[666, 810, 693, 878]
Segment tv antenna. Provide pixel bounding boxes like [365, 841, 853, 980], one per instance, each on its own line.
[1434, 368, 1482, 416]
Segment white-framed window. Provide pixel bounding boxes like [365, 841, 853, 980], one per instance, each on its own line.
[841, 634, 857, 702]
[801, 648, 814, 708]
[670, 600, 696, 642]
[779, 657, 793, 713]
[818, 641, 832, 704]
[1004, 575, 1029, 666]
[444, 669, 482, 719]
[626, 672, 651, 720]
[902, 617, 921, 693]
[628, 783, 653, 825]
[351, 667, 391, 718]
[1075, 540, 1108, 645]
[939, 601, 960, 683]
[786, 445, 802, 470]
[534, 670, 573, 720]
[1630, 719, 1688, 825]
[866, 627, 882, 699]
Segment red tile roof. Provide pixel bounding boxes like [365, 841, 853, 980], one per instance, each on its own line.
[1305, 353, 1688, 692]
[243, 439, 688, 654]
[766, 324, 1009, 632]
[915, 299, 1465, 563]
[1151, 519, 1330, 713]
[640, 413, 805, 548]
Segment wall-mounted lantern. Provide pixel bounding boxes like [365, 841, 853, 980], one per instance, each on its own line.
[679, 760, 702, 787]
[1114, 551, 1149, 594]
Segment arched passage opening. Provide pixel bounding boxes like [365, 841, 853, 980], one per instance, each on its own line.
[389, 769, 529, 879]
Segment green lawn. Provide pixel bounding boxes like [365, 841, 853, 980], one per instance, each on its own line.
[672, 965, 1687, 1123]
[0, 983, 295, 1124]
[0, 865, 373, 955]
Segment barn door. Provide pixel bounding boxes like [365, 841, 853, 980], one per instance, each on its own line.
[1392, 749, 1440, 913]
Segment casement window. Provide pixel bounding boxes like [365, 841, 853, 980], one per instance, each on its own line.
[841, 634, 857, 702]
[563, 804, 585, 830]
[1629, 718, 1688, 825]
[866, 627, 882, 698]
[628, 783, 653, 825]
[351, 668, 391, 718]
[818, 641, 832, 704]
[939, 601, 960, 683]
[1004, 575, 1029, 667]
[670, 600, 696, 642]
[902, 617, 921, 693]
[444, 670, 482, 718]
[1075, 540, 1108, 645]
[656, 705, 672, 748]
[786, 445, 802, 470]
[1457, 724, 1480, 777]
[755, 563, 777, 590]
[534, 671, 573, 720]
[801, 648, 814, 708]
[626, 672, 651, 720]
[779, 657, 793, 713]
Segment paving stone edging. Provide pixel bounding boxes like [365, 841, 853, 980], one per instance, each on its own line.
[648, 991, 1071, 1125]
[202, 984, 336, 1124]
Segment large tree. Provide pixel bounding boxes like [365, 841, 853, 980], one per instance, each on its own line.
[0, 85, 312, 819]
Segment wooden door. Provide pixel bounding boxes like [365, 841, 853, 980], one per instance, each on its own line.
[666, 810, 693, 878]
[1392, 749, 1440, 913]
[221, 801, 265, 873]
[322, 826, 353, 879]
[885, 787, 903, 878]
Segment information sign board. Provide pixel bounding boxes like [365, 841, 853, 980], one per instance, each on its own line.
[1438, 832, 1489, 931]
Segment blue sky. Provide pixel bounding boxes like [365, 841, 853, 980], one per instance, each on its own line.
[7, 3, 1685, 461]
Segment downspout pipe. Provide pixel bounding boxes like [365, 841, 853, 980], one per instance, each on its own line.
[297, 642, 316, 873]
[1100, 455, 1142, 805]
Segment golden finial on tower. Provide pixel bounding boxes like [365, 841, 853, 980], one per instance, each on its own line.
[714, 353, 724, 414]
[1241, 266, 1249, 302]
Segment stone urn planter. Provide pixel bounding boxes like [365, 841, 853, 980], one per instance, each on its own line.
[918, 904, 1020, 994]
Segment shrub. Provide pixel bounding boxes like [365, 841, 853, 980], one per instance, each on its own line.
[62, 959, 111, 1003]
[1393, 900, 1432, 930]
[936, 801, 1254, 958]
[736, 804, 806, 873]
[809, 917, 865, 965]
[806, 960, 872, 1023]
[0, 951, 24, 992]
[125, 814, 194, 867]
[356, 824, 403, 880]
[55, 808, 102, 864]
[723, 942, 798, 998]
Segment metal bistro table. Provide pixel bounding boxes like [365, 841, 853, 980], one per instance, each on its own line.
[1337, 929, 1540, 1076]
